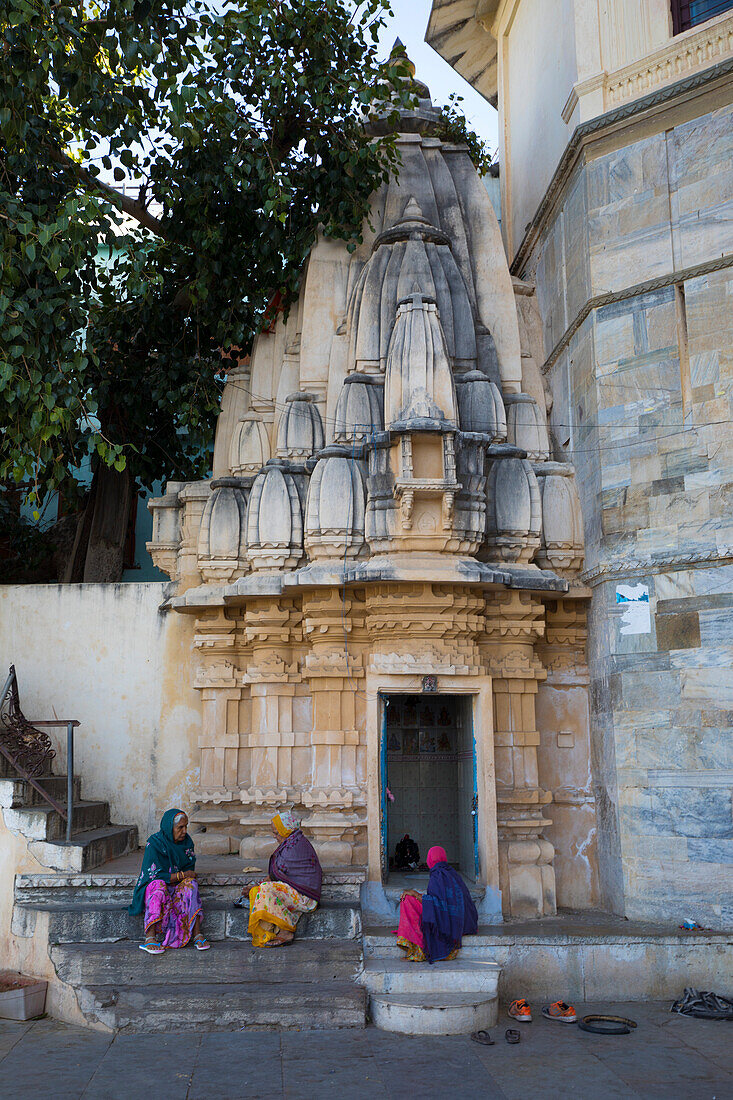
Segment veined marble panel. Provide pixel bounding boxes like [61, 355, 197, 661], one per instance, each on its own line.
[587, 132, 673, 296]
[669, 103, 733, 270]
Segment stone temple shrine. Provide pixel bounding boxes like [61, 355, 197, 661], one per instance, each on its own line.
[147, 76, 591, 922]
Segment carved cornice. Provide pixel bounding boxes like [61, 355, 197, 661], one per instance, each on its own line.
[580, 546, 733, 586]
[606, 16, 733, 108]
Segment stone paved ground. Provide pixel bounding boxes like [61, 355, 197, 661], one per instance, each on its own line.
[0, 1003, 731, 1099]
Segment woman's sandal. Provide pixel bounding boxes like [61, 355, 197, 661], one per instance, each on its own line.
[139, 940, 164, 954]
[470, 1030, 495, 1046]
[505, 1028, 521, 1044]
[194, 935, 211, 951]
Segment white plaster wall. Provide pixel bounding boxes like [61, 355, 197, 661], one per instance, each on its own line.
[503, 0, 577, 257]
[0, 584, 202, 841]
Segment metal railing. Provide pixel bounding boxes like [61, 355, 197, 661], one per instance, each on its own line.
[0, 666, 79, 844]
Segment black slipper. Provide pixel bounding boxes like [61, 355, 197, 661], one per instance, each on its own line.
[505, 1028, 521, 1044]
[471, 1030, 494, 1046]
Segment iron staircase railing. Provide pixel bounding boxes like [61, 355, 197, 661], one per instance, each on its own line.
[0, 665, 79, 844]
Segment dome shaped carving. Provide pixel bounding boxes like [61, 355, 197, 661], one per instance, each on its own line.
[455, 370, 507, 440]
[384, 292, 457, 429]
[304, 446, 366, 560]
[197, 478, 249, 583]
[276, 392, 324, 459]
[505, 394, 550, 461]
[333, 374, 384, 444]
[484, 457, 541, 563]
[228, 413, 271, 476]
[535, 462, 584, 573]
[346, 197, 476, 375]
[246, 462, 304, 571]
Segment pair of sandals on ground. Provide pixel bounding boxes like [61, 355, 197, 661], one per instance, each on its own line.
[471, 999, 576, 1046]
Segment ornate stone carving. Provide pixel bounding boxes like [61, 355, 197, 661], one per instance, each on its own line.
[384, 291, 458, 429]
[484, 457, 541, 563]
[504, 393, 550, 461]
[146, 481, 184, 580]
[346, 196, 477, 376]
[194, 661, 238, 688]
[304, 446, 366, 561]
[228, 413, 271, 476]
[246, 462, 304, 571]
[333, 374, 384, 443]
[535, 462, 584, 574]
[276, 392, 324, 459]
[455, 370, 507, 440]
[197, 477, 250, 584]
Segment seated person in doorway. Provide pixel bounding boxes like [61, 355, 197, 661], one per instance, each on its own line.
[129, 808, 210, 953]
[248, 809, 323, 948]
[395, 845, 478, 962]
[394, 833, 420, 871]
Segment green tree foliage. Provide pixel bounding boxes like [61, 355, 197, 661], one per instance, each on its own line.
[0, 1, 490, 578]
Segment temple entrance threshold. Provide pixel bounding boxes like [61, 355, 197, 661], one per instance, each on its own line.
[382, 693, 477, 882]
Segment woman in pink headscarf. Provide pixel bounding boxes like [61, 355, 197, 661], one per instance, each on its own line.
[395, 845, 478, 963]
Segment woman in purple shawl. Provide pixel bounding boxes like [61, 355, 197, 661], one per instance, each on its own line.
[396, 845, 478, 962]
[248, 810, 322, 948]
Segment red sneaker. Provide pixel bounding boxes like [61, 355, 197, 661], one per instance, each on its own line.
[508, 998, 533, 1022]
[542, 1001, 577, 1022]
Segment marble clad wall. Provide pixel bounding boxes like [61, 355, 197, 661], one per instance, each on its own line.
[531, 97, 733, 926]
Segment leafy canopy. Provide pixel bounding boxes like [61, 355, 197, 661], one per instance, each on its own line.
[0, 0, 488, 515]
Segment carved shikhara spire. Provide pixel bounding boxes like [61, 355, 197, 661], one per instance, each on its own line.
[384, 290, 457, 430]
[145, 70, 591, 921]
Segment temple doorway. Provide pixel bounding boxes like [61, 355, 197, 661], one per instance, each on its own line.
[381, 693, 478, 881]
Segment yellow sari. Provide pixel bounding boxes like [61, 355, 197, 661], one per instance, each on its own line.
[247, 880, 317, 947]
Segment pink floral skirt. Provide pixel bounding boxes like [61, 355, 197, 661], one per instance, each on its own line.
[143, 879, 202, 948]
[395, 894, 427, 961]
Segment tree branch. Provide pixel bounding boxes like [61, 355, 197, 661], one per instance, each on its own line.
[51, 149, 166, 237]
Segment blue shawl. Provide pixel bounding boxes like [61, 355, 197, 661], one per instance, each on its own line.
[421, 860, 479, 963]
[128, 808, 196, 915]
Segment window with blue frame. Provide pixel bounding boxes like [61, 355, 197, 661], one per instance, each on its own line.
[671, 0, 733, 33]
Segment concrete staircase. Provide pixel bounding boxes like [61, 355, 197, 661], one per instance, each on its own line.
[0, 756, 138, 871]
[361, 925, 501, 1034]
[12, 868, 366, 1032]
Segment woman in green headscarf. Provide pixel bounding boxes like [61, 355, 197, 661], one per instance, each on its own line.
[129, 808, 210, 954]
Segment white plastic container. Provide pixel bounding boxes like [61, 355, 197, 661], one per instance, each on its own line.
[0, 973, 48, 1020]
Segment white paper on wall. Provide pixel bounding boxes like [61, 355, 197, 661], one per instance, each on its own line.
[616, 583, 651, 635]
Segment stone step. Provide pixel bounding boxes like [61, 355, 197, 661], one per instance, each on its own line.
[361, 957, 500, 996]
[2, 799, 110, 841]
[12, 900, 361, 944]
[369, 991, 497, 1035]
[363, 931, 499, 960]
[51, 940, 362, 987]
[0, 775, 82, 810]
[30, 825, 139, 872]
[27, 775, 83, 807]
[0, 756, 46, 780]
[79, 980, 367, 1032]
[14, 867, 363, 906]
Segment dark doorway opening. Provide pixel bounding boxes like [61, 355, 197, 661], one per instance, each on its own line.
[383, 693, 477, 880]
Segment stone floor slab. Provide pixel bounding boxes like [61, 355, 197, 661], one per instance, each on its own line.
[189, 1031, 283, 1099]
[0, 1005, 729, 1099]
[0, 1020, 111, 1100]
[81, 1032, 200, 1099]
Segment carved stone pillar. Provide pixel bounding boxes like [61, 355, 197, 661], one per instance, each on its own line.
[177, 482, 212, 589]
[481, 591, 556, 918]
[299, 588, 367, 864]
[192, 609, 241, 853]
[240, 595, 301, 795]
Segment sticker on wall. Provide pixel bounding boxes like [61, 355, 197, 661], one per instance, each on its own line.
[616, 583, 651, 634]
